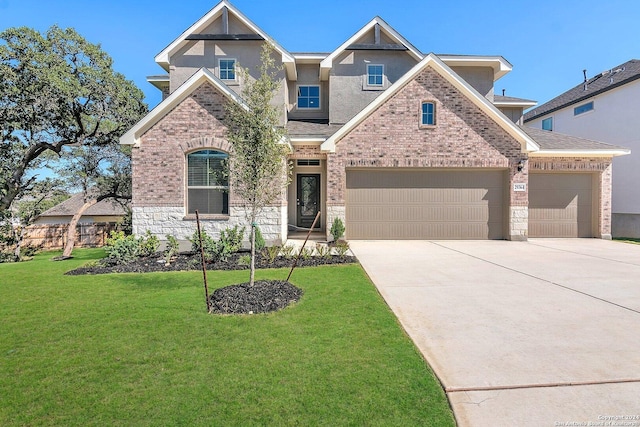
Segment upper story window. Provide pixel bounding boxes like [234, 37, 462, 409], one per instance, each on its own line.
[542, 117, 553, 131]
[219, 59, 236, 81]
[187, 150, 229, 215]
[574, 101, 594, 116]
[367, 64, 384, 86]
[421, 101, 436, 126]
[297, 85, 320, 109]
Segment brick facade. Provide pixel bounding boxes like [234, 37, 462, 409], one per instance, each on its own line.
[132, 82, 288, 243]
[133, 83, 230, 208]
[326, 66, 529, 239]
[132, 69, 614, 242]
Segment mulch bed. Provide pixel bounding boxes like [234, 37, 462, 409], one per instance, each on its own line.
[65, 251, 357, 276]
[209, 280, 303, 315]
[66, 251, 355, 315]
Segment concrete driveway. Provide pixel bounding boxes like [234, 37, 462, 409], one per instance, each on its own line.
[350, 239, 640, 426]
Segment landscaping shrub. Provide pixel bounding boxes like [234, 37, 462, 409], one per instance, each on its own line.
[189, 225, 245, 263]
[299, 247, 313, 260]
[189, 228, 217, 259]
[280, 244, 296, 259]
[219, 225, 245, 256]
[104, 231, 139, 265]
[330, 217, 345, 242]
[334, 241, 350, 257]
[237, 254, 251, 266]
[315, 242, 331, 259]
[263, 245, 281, 265]
[137, 230, 159, 257]
[163, 234, 179, 265]
[254, 226, 265, 252]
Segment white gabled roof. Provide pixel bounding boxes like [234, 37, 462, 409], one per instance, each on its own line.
[321, 53, 540, 153]
[120, 68, 247, 147]
[154, 0, 296, 79]
[319, 17, 424, 81]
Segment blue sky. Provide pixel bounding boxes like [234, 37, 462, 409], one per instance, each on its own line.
[1, 0, 639, 110]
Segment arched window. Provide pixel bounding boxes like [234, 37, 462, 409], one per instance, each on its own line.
[187, 150, 229, 215]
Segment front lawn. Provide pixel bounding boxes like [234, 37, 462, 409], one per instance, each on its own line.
[0, 249, 454, 426]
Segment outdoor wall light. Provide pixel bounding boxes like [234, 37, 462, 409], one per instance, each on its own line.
[517, 159, 525, 172]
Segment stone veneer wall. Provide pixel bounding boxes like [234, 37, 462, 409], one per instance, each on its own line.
[132, 206, 286, 245]
[132, 82, 287, 244]
[326, 66, 528, 240]
[529, 156, 613, 238]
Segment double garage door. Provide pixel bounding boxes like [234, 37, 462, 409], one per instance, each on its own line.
[346, 169, 595, 240]
[346, 170, 505, 239]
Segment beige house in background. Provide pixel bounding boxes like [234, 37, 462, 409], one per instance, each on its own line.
[121, 0, 629, 244]
[25, 193, 127, 249]
[524, 60, 640, 237]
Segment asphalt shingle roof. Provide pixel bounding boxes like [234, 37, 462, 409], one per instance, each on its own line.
[524, 59, 640, 122]
[286, 120, 343, 138]
[519, 126, 629, 152]
[38, 193, 128, 218]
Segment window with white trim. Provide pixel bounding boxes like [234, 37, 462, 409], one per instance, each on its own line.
[187, 150, 229, 215]
[421, 102, 436, 126]
[297, 85, 320, 109]
[574, 101, 593, 116]
[542, 117, 553, 131]
[219, 59, 236, 81]
[367, 64, 384, 86]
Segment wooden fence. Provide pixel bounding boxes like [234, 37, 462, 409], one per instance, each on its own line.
[23, 222, 118, 250]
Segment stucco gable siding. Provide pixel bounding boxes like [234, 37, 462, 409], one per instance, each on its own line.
[329, 50, 419, 124]
[327, 67, 524, 204]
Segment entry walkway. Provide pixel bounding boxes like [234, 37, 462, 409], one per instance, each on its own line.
[350, 239, 640, 426]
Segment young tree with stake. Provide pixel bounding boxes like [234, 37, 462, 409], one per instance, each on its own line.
[224, 44, 290, 286]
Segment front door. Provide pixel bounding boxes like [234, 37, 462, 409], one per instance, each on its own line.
[297, 174, 320, 229]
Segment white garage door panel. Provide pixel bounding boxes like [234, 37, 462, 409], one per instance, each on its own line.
[346, 170, 505, 240]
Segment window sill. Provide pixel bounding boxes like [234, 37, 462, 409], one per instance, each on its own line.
[183, 214, 230, 221]
[419, 124, 436, 129]
[221, 80, 239, 86]
[573, 109, 594, 118]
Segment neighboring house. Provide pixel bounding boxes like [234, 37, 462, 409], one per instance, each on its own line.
[121, 0, 629, 243]
[25, 193, 127, 249]
[524, 60, 640, 237]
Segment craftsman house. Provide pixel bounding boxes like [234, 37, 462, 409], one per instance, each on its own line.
[121, 0, 629, 243]
[524, 60, 640, 237]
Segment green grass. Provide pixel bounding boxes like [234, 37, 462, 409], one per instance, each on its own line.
[614, 237, 640, 245]
[0, 249, 454, 426]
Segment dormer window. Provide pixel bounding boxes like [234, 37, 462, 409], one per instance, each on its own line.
[297, 85, 320, 109]
[219, 59, 236, 81]
[367, 64, 384, 86]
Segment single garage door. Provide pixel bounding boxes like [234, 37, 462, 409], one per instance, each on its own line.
[346, 169, 505, 240]
[529, 173, 594, 237]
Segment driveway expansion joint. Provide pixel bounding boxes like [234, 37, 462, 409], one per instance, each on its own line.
[446, 378, 640, 393]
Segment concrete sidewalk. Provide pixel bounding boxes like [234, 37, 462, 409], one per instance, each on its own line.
[350, 239, 640, 426]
